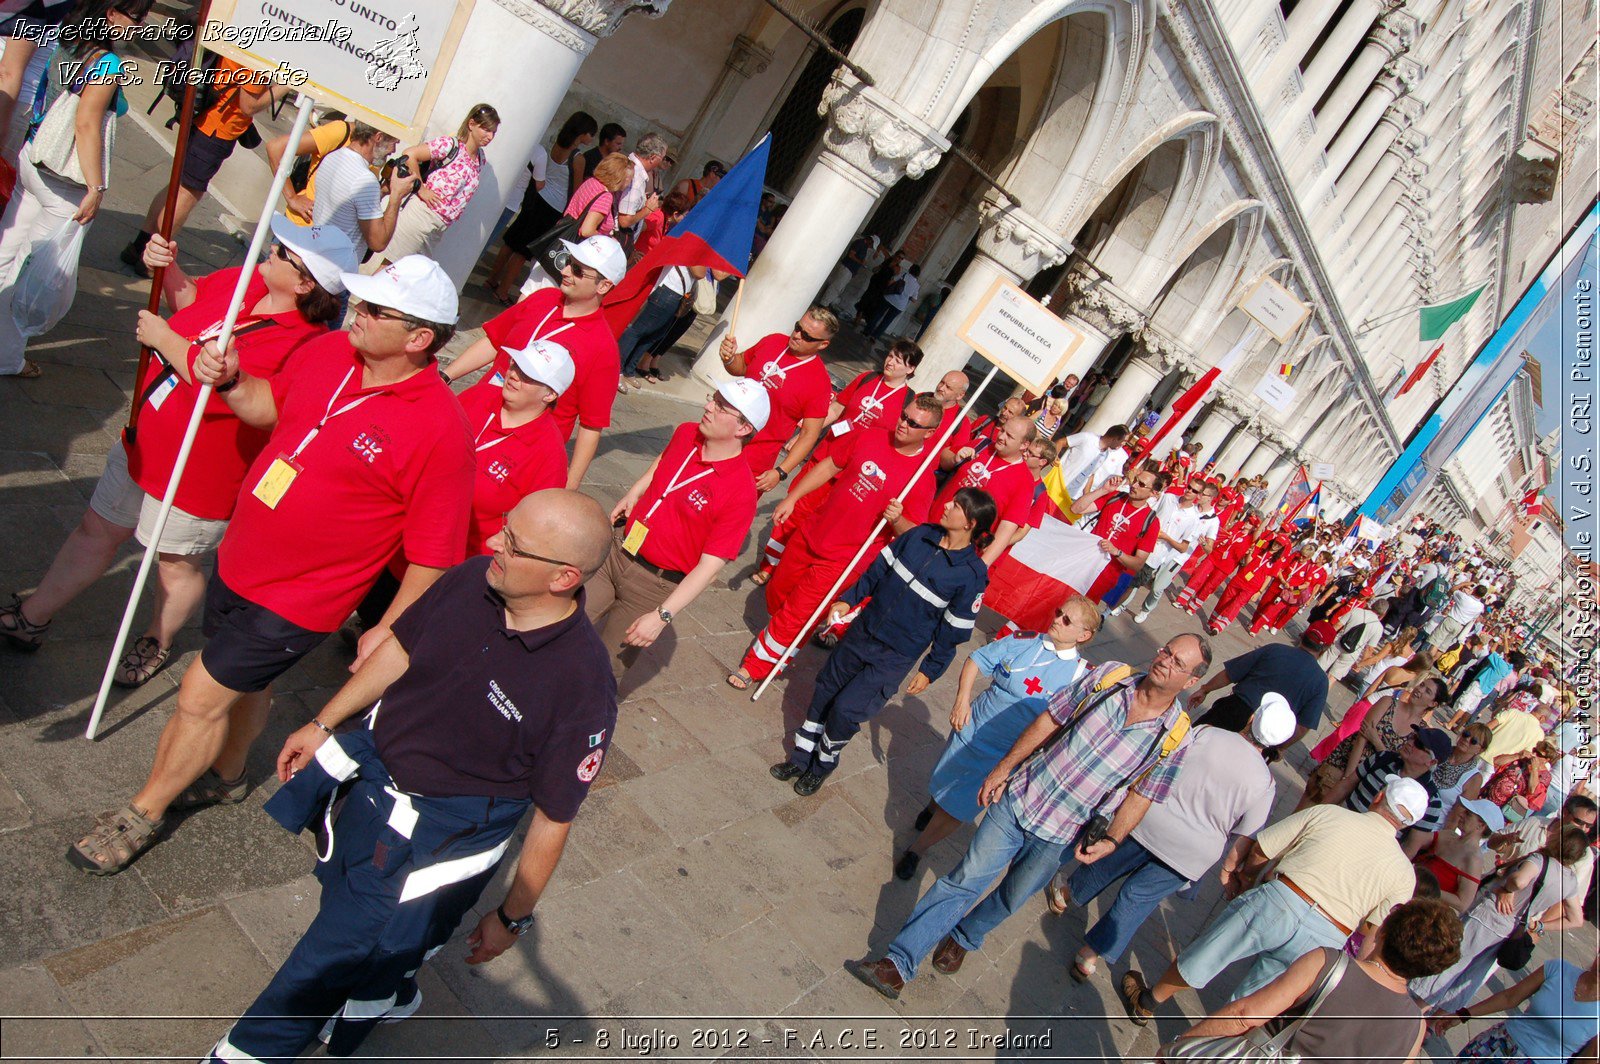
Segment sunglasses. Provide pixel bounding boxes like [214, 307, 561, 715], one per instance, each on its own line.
[271, 243, 311, 280]
[792, 321, 827, 344]
[898, 410, 938, 431]
[554, 253, 594, 280]
[499, 518, 578, 569]
[353, 301, 422, 327]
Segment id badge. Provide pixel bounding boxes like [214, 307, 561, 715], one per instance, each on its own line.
[830, 419, 852, 438]
[622, 519, 649, 555]
[488, 372, 505, 387]
[251, 454, 302, 509]
[148, 375, 179, 411]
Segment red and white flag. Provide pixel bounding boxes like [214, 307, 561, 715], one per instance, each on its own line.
[1521, 487, 1542, 516]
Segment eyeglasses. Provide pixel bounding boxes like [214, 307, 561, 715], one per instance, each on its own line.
[792, 320, 828, 344]
[353, 301, 422, 328]
[499, 519, 578, 569]
[554, 252, 593, 280]
[898, 410, 938, 431]
[271, 243, 311, 280]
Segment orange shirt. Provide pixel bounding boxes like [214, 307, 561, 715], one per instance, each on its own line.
[195, 58, 268, 140]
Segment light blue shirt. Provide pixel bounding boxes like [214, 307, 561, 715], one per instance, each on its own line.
[1503, 960, 1598, 1061]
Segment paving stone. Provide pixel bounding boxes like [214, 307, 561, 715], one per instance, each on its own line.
[561, 783, 671, 877]
[631, 831, 778, 942]
[607, 694, 711, 773]
[222, 873, 320, 968]
[131, 795, 315, 914]
[0, 962, 103, 1061]
[691, 915, 827, 1013]
[0, 763, 31, 833]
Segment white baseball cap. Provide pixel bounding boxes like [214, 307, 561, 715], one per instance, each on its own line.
[1455, 796, 1506, 834]
[558, 235, 627, 284]
[1381, 775, 1430, 827]
[715, 377, 770, 432]
[269, 215, 358, 295]
[506, 338, 574, 395]
[341, 255, 459, 324]
[1250, 693, 1297, 748]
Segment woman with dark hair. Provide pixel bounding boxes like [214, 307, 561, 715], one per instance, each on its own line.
[0, 0, 152, 378]
[0, 218, 354, 686]
[1159, 899, 1463, 1063]
[488, 110, 598, 301]
[368, 102, 500, 266]
[1434, 950, 1598, 1062]
[769, 488, 994, 797]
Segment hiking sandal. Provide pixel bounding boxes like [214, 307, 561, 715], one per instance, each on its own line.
[113, 636, 171, 688]
[170, 768, 249, 811]
[67, 803, 165, 875]
[0, 593, 48, 651]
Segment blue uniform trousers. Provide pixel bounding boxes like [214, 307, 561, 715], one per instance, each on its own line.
[788, 630, 917, 778]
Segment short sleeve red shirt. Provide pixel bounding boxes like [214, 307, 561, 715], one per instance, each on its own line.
[814, 371, 910, 463]
[1092, 495, 1162, 557]
[457, 385, 569, 556]
[123, 266, 326, 519]
[624, 422, 759, 573]
[467, 288, 620, 439]
[934, 454, 1034, 527]
[741, 334, 832, 472]
[218, 333, 475, 631]
[802, 428, 937, 559]
[936, 404, 975, 455]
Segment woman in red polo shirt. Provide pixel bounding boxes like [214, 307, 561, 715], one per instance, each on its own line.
[1207, 534, 1289, 634]
[0, 217, 353, 686]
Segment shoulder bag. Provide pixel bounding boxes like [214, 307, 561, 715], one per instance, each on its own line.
[29, 52, 116, 188]
[1158, 951, 1349, 1062]
[1495, 855, 1549, 970]
[528, 187, 607, 278]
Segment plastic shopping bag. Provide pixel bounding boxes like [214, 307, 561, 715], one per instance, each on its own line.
[13, 218, 86, 339]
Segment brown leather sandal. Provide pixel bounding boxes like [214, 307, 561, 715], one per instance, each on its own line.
[0, 594, 48, 651]
[67, 803, 165, 875]
[113, 636, 170, 687]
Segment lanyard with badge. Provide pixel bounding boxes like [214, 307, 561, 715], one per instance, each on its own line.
[623, 447, 714, 555]
[830, 374, 896, 438]
[488, 306, 573, 386]
[251, 366, 382, 509]
[139, 316, 280, 413]
[473, 411, 514, 454]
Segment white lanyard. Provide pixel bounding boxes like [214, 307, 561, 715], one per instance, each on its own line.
[530, 304, 576, 344]
[473, 411, 512, 454]
[287, 367, 381, 462]
[643, 448, 715, 520]
[765, 352, 815, 380]
[851, 376, 896, 424]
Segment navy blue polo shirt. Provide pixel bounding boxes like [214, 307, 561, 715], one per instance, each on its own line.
[374, 557, 617, 822]
[1222, 643, 1330, 732]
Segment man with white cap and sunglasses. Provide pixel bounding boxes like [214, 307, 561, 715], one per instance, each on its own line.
[444, 234, 626, 490]
[1048, 694, 1294, 985]
[68, 255, 475, 876]
[1122, 774, 1426, 1021]
[588, 378, 767, 680]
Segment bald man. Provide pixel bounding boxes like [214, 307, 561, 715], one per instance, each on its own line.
[932, 370, 976, 471]
[212, 490, 617, 1062]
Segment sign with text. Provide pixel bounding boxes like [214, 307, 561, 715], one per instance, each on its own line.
[958, 278, 1088, 394]
[1252, 372, 1297, 413]
[201, 0, 475, 142]
[1309, 462, 1336, 480]
[1239, 276, 1311, 343]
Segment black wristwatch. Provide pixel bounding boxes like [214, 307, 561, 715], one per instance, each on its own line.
[215, 374, 240, 394]
[1455, 1008, 1472, 1021]
[496, 903, 534, 936]
[776, 467, 789, 481]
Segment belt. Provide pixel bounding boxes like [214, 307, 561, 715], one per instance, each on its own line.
[626, 551, 685, 584]
[1273, 874, 1354, 937]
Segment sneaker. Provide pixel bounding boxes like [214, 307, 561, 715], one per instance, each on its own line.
[1106, 605, 1124, 618]
[893, 851, 920, 881]
[769, 761, 802, 782]
[1133, 610, 1151, 624]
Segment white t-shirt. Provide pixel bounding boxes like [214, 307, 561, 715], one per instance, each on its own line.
[1149, 495, 1205, 568]
[619, 152, 651, 223]
[539, 148, 572, 212]
[508, 143, 548, 205]
[1448, 591, 1486, 625]
[312, 146, 383, 253]
[1057, 432, 1109, 497]
[886, 272, 920, 311]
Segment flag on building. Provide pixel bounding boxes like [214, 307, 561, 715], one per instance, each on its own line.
[601, 135, 770, 336]
[1521, 487, 1542, 516]
[1130, 331, 1249, 465]
[1393, 287, 1485, 399]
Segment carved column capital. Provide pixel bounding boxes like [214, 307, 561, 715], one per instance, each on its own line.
[1131, 324, 1193, 374]
[1064, 261, 1147, 336]
[817, 74, 950, 195]
[727, 32, 772, 78]
[974, 196, 1073, 279]
[1371, 9, 1419, 58]
[532, 0, 670, 38]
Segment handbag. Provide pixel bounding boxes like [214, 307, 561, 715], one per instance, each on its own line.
[528, 188, 606, 278]
[28, 52, 115, 187]
[692, 275, 717, 315]
[1495, 855, 1549, 970]
[1158, 951, 1349, 1062]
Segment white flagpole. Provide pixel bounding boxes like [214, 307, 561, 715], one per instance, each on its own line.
[750, 363, 1002, 702]
[87, 94, 317, 741]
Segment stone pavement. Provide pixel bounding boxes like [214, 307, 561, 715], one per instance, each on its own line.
[0, 101, 1589, 1064]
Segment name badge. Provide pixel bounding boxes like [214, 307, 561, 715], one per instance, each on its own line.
[147, 375, 179, 411]
[488, 372, 505, 387]
[830, 420, 852, 438]
[251, 454, 302, 510]
[622, 520, 649, 555]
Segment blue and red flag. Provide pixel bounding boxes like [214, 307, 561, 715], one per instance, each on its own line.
[601, 135, 770, 337]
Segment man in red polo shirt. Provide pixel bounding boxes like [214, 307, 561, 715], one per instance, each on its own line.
[931, 371, 977, 470]
[1067, 468, 1168, 603]
[718, 305, 836, 492]
[932, 416, 1037, 566]
[457, 339, 572, 555]
[68, 256, 475, 876]
[443, 236, 626, 490]
[587, 379, 768, 680]
[730, 393, 944, 687]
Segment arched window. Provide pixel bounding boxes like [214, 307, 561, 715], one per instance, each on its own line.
[765, 7, 866, 194]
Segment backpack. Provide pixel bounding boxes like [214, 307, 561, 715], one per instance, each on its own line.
[1338, 616, 1371, 654]
[1422, 576, 1451, 611]
[288, 115, 349, 193]
[149, 27, 261, 148]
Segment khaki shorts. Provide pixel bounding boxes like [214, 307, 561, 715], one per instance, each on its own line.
[88, 444, 228, 555]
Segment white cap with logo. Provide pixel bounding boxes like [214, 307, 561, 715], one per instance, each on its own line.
[341, 255, 460, 325]
[559, 235, 628, 284]
[506, 338, 574, 395]
[270, 215, 360, 295]
[1250, 692, 1297, 748]
[716, 377, 770, 432]
[1381, 775, 1431, 828]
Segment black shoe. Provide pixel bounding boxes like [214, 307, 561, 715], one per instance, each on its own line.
[769, 761, 802, 781]
[793, 772, 825, 796]
[894, 851, 919, 881]
[912, 804, 934, 832]
[120, 232, 152, 279]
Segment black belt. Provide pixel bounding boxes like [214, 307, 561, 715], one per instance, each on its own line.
[626, 552, 685, 584]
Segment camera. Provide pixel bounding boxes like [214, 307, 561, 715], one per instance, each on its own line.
[1077, 813, 1112, 853]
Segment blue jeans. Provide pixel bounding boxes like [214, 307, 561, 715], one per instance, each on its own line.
[886, 798, 1070, 981]
[1175, 878, 1349, 1001]
[619, 288, 683, 377]
[1067, 837, 1189, 964]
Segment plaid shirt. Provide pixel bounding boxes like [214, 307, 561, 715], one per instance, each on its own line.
[1007, 661, 1191, 845]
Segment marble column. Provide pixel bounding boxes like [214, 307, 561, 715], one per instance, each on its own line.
[671, 35, 773, 182]
[1053, 263, 1149, 386]
[691, 74, 948, 384]
[1255, 0, 1346, 104]
[1191, 404, 1242, 457]
[1324, 101, 1413, 223]
[1272, 0, 1408, 146]
[1302, 62, 1419, 204]
[428, 0, 669, 287]
[1088, 355, 1166, 435]
[1291, 15, 1416, 179]
[1215, 427, 1261, 476]
[915, 196, 1072, 385]
[1334, 155, 1422, 273]
[1240, 440, 1281, 479]
[1264, 454, 1298, 496]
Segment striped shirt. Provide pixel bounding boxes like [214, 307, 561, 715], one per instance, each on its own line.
[1007, 662, 1191, 844]
[1343, 751, 1444, 833]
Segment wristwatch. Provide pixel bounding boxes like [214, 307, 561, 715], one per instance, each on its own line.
[496, 904, 534, 936]
[776, 467, 789, 481]
[215, 374, 240, 394]
[656, 607, 673, 625]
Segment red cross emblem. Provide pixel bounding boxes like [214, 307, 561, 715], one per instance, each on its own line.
[1024, 676, 1043, 695]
